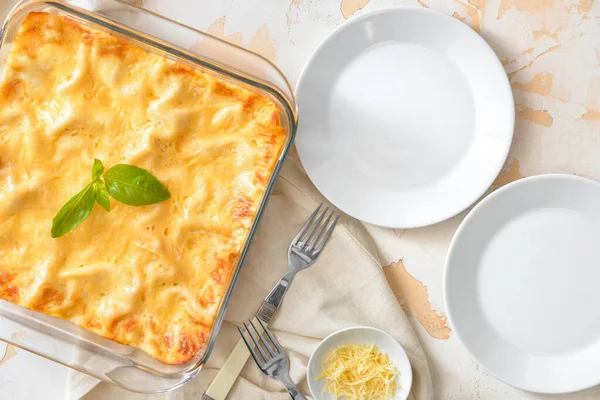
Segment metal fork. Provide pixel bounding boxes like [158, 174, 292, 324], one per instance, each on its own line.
[256, 203, 340, 322]
[202, 204, 339, 400]
[239, 318, 307, 400]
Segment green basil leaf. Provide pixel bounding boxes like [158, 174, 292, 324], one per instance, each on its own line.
[94, 180, 111, 212]
[92, 158, 104, 179]
[51, 184, 95, 238]
[104, 164, 170, 206]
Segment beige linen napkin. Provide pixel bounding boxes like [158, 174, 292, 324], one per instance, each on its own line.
[83, 159, 433, 399]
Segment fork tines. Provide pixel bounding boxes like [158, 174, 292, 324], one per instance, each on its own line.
[293, 203, 340, 254]
[238, 318, 282, 368]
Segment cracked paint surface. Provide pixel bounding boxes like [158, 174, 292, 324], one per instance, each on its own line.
[0, 345, 16, 368]
[384, 260, 451, 340]
[493, 158, 523, 188]
[516, 105, 554, 126]
[341, 0, 371, 18]
[201, 17, 278, 61]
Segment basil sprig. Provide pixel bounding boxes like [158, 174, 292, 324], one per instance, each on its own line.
[94, 180, 111, 212]
[104, 164, 171, 206]
[51, 184, 95, 238]
[51, 159, 170, 238]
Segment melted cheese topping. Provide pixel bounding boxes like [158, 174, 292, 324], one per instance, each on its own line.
[317, 343, 398, 400]
[0, 12, 285, 364]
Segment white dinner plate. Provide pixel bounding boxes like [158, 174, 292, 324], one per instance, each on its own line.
[307, 326, 412, 400]
[444, 174, 600, 394]
[295, 7, 514, 228]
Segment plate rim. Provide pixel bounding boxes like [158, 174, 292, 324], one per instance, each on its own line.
[443, 173, 600, 394]
[306, 325, 413, 400]
[294, 6, 515, 229]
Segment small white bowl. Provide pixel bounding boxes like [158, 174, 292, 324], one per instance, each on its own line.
[307, 326, 413, 400]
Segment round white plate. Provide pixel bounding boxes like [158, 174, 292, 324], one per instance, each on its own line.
[444, 174, 600, 394]
[295, 7, 514, 228]
[307, 326, 412, 400]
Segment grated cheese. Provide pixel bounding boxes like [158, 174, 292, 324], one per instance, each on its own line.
[316, 343, 399, 400]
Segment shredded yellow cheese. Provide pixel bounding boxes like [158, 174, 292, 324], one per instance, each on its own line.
[316, 343, 399, 400]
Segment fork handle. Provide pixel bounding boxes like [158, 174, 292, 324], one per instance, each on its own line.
[288, 389, 307, 400]
[280, 374, 308, 400]
[260, 271, 296, 320]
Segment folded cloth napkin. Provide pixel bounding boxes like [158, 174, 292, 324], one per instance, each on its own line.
[80, 159, 433, 399]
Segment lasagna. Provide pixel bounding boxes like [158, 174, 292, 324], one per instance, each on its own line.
[0, 12, 285, 364]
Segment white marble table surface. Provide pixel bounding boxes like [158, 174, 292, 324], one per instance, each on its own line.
[1, 0, 600, 398]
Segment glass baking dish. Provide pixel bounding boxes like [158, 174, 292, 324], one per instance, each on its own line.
[0, 0, 297, 393]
